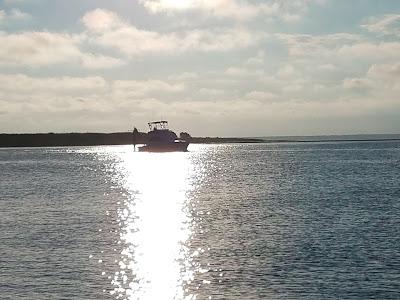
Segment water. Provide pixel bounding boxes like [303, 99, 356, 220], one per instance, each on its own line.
[1, 142, 400, 299]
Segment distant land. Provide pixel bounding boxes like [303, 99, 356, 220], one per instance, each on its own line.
[261, 134, 400, 143]
[0, 132, 264, 147]
[0, 133, 399, 148]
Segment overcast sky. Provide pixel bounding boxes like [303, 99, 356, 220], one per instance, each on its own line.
[0, 0, 399, 136]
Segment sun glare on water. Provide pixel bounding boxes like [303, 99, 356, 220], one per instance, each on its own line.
[105, 147, 199, 299]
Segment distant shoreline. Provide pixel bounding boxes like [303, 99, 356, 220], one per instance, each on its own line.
[0, 132, 399, 148]
[264, 138, 400, 143]
[0, 133, 265, 148]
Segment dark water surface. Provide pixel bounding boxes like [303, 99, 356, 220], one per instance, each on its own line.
[1, 142, 400, 299]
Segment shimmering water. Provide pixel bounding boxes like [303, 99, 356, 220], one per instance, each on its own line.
[1, 142, 400, 299]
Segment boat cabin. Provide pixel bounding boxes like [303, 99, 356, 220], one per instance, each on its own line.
[147, 121, 178, 142]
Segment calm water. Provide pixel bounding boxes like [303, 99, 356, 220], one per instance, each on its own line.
[1, 142, 400, 299]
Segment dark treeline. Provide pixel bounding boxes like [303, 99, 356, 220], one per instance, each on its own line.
[0, 132, 140, 147]
[0, 132, 264, 147]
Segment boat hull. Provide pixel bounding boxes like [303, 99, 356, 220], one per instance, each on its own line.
[138, 141, 189, 152]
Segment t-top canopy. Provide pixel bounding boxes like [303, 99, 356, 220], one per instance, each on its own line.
[148, 120, 169, 131]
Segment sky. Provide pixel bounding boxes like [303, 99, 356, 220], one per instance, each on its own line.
[0, 0, 399, 136]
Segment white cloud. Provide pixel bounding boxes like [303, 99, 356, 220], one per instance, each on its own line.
[225, 67, 264, 77]
[276, 64, 298, 79]
[0, 73, 190, 118]
[1, 69, 399, 135]
[278, 33, 363, 59]
[2, 5, 400, 135]
[0, 31, 124, 68]
[368, 62, 400, 79]
[0, 74, 108, 95]
[244, 54, 264, 67]
[277, 32, 400, 78]
[81, 53, 124, 69]
[139, 0, 326, 21]
[245, 91, 276, 101]
[344, 62, 400, 94]
[0, 74, 188, 103]
[362, 14, 400, 36]
[0, 74, 113, 133]
[198, 88, 226, 97]
[9, 8, 30, 19]
[112, 79, 185, 98]
[0, 8, 30, 22]
[139, 0, 269, 20]
[338, 42, 400, 61]
[0, 8, 266, 69]
[2, 0, 28, 3]
[0, 31, 82, 66]
[167, 72, 198, 81]
[82, 8, 125, 32]
[82, 9, 265, 56]
[343, 77, 372, 91]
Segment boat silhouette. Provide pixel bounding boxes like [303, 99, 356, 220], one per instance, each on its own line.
[133, 121, 189, 152]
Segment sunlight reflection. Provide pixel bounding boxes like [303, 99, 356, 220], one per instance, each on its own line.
[110, 148, 196, 300]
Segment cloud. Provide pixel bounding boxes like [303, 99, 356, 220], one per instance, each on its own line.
[138, 0, 326, 21]
[0, 8, 30, 22]
[112, 79, 185, 98]
[278, 33, 363, 59]
[123, 95, 399, 135]
[82, 9, 266, 56]
[8, 8, 30, 19]
[0, 73, 189, 116]
[277, 32, 400, 73]
[344, 62, 400, 94]
[0, 31, 82, 66]
[338, 42, 400, 61]
[1, 69, 399, 135]
[198, 87, 225, 95]
[139, 0, 269, 20]
[343, 77, 372, 91]
[245, 91, 276, 101]
[82, 8, 125, 31]
[362, 14, 400, 36]
[168, 72, 198, 81]
[225, 67, 264, 77]
[0, 74, 114, 133]
[0, 74, 188, 106]
[81, 53, 124, 69]
[2, 0, 28, 3]
[0, 8, 265, 68]
[0, 74, 108, 96]
[0, 31, 124, 68]
[2, 4, 400, 135]
[368, 62, 400, 79]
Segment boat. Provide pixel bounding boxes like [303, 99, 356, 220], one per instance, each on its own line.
[134, 121, 189, 152]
